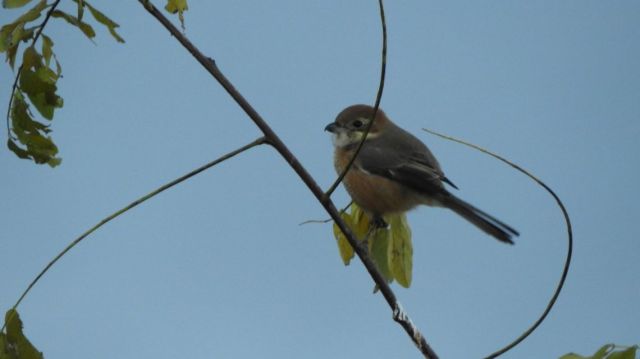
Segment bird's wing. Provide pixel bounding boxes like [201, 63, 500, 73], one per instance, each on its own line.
[356, 143, 457, 195]
[405, 153, 459, 189]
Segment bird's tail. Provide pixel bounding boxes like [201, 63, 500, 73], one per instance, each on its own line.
[439, 193, 519, 244]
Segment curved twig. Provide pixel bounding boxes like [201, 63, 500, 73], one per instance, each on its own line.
[1, 137, 266, 332]
[422, 128, 572, 359]
[324, 0, 387, 198]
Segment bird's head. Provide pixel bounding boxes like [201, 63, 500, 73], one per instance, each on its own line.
[325, 104, 390, 148]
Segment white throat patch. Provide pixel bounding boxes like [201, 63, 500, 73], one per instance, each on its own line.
[331, 132, 353, 148]
[331, 130, 380, 148]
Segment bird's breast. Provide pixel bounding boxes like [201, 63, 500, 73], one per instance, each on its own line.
[333, 148, 424, 217]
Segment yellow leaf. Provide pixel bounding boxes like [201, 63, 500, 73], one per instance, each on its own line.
[165, 0, 188, 29]
[388, 214, 413, 288]
[332, 212, 354, 265]
[164, 0, 188, 13]
[350, 203, 371, 239]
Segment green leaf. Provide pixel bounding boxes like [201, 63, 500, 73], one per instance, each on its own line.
[0, 27, 11, 53]
[388, 214, 413, 288]
[21, 45, 41, 68]
[3, 309, 44, 359]
[0, 0, 45, 54]
[5, 43, 18, 68]
[41, 33, 52, 66]
[84, 1, 125, 43]
[9, 90, 62, 167]
[607, 346, 638, 359]
[9, 21, 25, 46]
[2, 0, 34, 9]
[0, 333, 5, 359]
[51, 10, 96, 40]
[370, 227, 393, 283]
[19, 48, 62, 121]
[47, 156, 62, 167]
[76, 0, 84, 21]
[591, 344, 615, 359]
[165, 0, 188, 29]
[36, 60, 59, 82]
[559, 354, 592, 359]
[9, 0, 47, 25]
[18, 26, 35, 43]
[7, 138, 31, 159]
[559, 344, 625, 359]
[47, 46, 62, 76]
[3, 21, 37, 64]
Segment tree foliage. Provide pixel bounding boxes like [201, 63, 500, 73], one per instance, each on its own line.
[560, 344, 638, 359]
[1, 0, 129, 166]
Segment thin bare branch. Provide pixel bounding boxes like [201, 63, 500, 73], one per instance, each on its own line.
[137, 1, 437, 358]
[324, 0, 387, 198]
[1, 136, 267, 332]
[423, 128, 572, 359]
[298, 201, 352, 226]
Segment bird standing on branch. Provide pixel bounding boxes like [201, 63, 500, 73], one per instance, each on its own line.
[325, 104, 519, 244]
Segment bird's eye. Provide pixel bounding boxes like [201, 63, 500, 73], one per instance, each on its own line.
[352, 119, 364, 128]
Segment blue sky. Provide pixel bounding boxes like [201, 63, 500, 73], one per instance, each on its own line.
[1, 1, 639, 358]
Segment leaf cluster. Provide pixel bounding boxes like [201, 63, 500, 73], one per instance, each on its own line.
[333, 203, 413, 288]
[1, 0, 123, 166]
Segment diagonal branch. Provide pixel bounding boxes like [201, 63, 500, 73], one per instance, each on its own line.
[1, 136, 267, 333]
[137, 1, 438, 358]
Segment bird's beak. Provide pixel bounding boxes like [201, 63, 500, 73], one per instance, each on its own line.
[325, 122, 339, 133]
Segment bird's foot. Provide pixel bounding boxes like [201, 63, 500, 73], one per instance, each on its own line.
[371, 216, 388, 229]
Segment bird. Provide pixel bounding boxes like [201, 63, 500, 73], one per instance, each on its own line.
[325, 104, 519, 244]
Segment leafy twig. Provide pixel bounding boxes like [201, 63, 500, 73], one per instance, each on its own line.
[5, 0, 62, 141]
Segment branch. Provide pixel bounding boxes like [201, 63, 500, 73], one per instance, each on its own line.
[423, 129, 573, 359]
[137, 1, 438, 358]
[298, 201, 352, 225]
[1, 136, 266, 332]
[324, 0, 387, 198]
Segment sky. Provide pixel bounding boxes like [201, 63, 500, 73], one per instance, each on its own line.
[1, 1, 639, 358]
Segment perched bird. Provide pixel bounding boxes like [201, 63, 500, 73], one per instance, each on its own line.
[325, 104, 519, 244]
